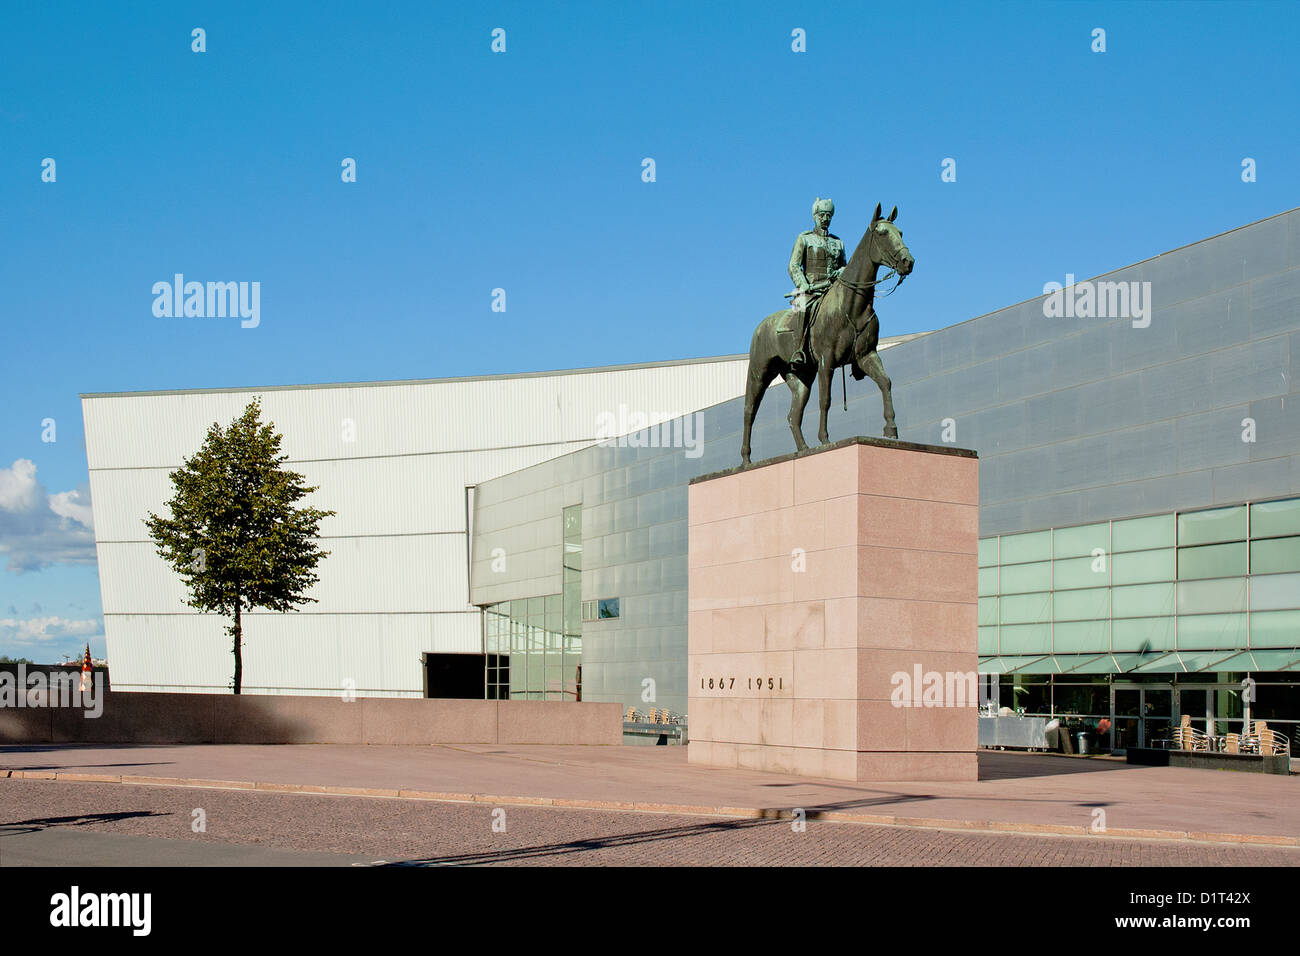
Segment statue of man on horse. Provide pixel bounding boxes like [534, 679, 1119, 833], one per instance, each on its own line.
[740, 200, 914, 466]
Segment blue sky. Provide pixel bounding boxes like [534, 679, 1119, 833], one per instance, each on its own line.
[1, 0, 1297, 660]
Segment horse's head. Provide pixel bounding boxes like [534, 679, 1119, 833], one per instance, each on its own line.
[869, 203, 914, 278]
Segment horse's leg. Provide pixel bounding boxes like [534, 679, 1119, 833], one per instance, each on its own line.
[784, 371, 811, 452]
[861, 349, 898, 438]
[816, 359, 834, 444]
[741, 361, 774, 465]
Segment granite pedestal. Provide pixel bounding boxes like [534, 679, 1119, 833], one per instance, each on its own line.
[687, 437, 979, 781]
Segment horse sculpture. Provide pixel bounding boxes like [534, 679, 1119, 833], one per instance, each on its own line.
[740, 203, 914, 466]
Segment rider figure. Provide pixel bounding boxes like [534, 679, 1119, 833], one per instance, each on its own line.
[788, 197, 846, 368]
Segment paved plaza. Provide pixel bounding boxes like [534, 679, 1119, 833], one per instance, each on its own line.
[2, 744, 1298, 855]
[4, 776, 1297, 867]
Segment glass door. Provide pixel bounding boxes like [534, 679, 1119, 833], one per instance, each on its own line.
[1113, 685, 1141, 750]
[1142, 686, 1172, 747]
[1112, 684, 1173, 750]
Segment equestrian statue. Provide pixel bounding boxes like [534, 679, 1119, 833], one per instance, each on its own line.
[740, 199, 914, 466]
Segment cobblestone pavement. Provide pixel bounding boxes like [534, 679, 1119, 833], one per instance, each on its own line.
[5, 746, 1296, 843]
[3, 779, 1297, 867]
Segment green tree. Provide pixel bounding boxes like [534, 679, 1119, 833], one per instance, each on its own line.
[145, 398, 335, 694]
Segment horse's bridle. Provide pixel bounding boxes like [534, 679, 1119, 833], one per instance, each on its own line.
[835, 225, 907, 300]
[832, 225, 907, 363]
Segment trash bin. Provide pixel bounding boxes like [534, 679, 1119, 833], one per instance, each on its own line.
[1077, 732, 1090, 755]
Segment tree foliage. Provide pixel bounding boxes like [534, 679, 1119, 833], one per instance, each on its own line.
[144, 398, 335, 693]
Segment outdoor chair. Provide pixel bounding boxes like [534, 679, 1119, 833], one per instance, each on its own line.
[1254, 721, 1291, 756]
[1175, 714, 1210, 752]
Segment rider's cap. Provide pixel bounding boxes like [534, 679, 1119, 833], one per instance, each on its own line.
[812, 197, 835, 216]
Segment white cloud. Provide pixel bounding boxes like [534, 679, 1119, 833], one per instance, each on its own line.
[0, 616, 101, 646]
[0, 459, 95, 572]
[50, 487, 93, 527]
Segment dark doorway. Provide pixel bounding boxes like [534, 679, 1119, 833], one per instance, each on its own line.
[422, 653, 488, 699]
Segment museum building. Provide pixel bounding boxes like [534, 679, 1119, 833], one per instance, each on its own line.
[467, 207, 1300, 749]
[85, 207, 1300, 750]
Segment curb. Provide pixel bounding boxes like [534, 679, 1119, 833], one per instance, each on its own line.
[6, 769, 1299, 848]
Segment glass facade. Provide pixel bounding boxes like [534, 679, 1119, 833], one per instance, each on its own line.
[482, 505, 583, 700]
[980, 495, 1300, 745]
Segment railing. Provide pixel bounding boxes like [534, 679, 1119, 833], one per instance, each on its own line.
[624, 708, 686, 726]
[622, 708, 688, 743]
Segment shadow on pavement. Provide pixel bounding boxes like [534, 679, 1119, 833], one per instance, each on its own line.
[0, 809, 171, 837]
[384, 816, 786, 866]
[978, 751, 1134, 781]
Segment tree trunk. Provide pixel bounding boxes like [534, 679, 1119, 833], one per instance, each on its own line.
[232, 595, 242, 695]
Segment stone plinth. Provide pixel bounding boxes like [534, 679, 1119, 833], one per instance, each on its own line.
[687, 437, 979, 782]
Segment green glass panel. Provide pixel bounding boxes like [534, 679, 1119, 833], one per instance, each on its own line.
[1059, 654, 1118, 674]
[1250, 498, 1300, 539]
[1112, 548, 1175, 585]
[1052, 522, 1109, 559]
[978, 537, 999, 568]
[1112, 582, 1175, 617]
[1177, 613, 1247, 650]
[1053, 587, 1110, 622]
[1000, 592, 1051, 625]
[978, 596, 999, 626]
[546, 593, 562, 633]
[1249, 572, 1300, 612]
[1251, 537, 1300, 574]
[999, 561, 1051, 594]
[998, 623, 1051, 656]
[510, 653, 527, 695]
[1053, 554, 1109, 590]
[1178, 505, 1247, 547]
[1250, 609, 1300, 649]
[1112, 513, 1175, 553]
[1178, 542, 1247, 580]
[1053, 619, 1111, 654]
[978, 567, 999, 597]
[1112, 616, 1175, 652]
[978, 626, 998, 655]
[1000, 530, 1051, 565]
[1177, 577, 1247, 615]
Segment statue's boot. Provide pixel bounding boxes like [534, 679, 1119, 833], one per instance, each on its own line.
[790, 298, 817, 368]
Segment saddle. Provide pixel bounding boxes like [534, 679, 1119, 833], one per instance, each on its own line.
[776, 284, 830, 352]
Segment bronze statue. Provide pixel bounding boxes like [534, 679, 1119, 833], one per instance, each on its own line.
[740, 202, 914, 466]
[787, 197, 846, 368]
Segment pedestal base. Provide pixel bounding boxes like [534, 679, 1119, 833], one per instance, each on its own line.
[687, 437, 979, 782]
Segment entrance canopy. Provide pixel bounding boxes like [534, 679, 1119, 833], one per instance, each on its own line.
[978, 647, 1300, 677]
